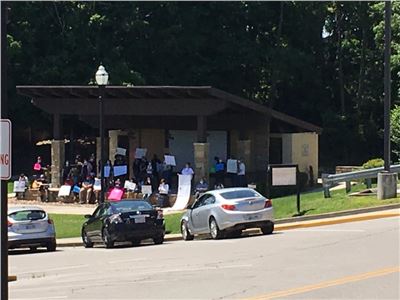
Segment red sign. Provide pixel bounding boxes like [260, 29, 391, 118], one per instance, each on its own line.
[0, 119, 11, 180]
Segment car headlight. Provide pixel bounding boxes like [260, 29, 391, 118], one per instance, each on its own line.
[109, 214, 123, 224]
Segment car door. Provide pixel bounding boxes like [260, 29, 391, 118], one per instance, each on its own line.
[196, 195, 216, 233]
[189, 195, 207, 233]
[85, 204, 108, 241]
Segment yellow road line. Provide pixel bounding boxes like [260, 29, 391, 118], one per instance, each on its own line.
[247, 266, 400, 300]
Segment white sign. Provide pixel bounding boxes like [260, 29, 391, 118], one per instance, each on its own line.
[116, 147, 127, 156]
[13, 181, 26, 193]
[164, 155, 176, 166]
[58, 185, 72, 197]
[0, 119, 11, 180]
[226, 159, 238, 174]
[124, 180, 136, 191]
[172, 174, 192, 210]
[272, 167, 297, 186]
[94, 178, 101, 191]
[141, 185, 152, 195]
[104, 166, 111, 178]
[135, 148, 147, 159]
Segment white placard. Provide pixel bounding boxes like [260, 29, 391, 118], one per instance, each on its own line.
[226, 159, 238, 174]
[164, 155, 176, 166]
[104, 166, 111, 178]
[116, 147, 127, 156]
[0, 119, 12, 180]
[172, 174, 192, 210]
[141, 185, 152, 195]
[272, 167, 297, 186]
[94, 178, 101, 191]
[135, 148, 147, 159]
[124, 180, 136, 191]
[113, 165, 127, 177]
[58, 185, 72, 197]
[13, 181, 26, 193]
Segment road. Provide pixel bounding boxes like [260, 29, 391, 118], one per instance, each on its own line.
[9, 217, 400, 300]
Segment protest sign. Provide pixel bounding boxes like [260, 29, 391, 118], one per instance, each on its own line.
[108, 188, 123, 201]
[172, 174, 192, 210]
[104, 166, 111, 178]
[141, 185, 152, 195]
[164, 155, 176, 166]
[124, 180, 136, 191]
[135, 148, 147, 159]
[58, 185, 71, 197]
[93, 178, 101, 191]
[13, 181, 26, 193]
[114, 165, 127, 177]
[116, 147, 127, 156]
[226, 159, 238, 173]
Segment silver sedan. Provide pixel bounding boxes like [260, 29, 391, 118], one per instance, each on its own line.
[181, 187, 274, 240]
[8, 206, 56, 251]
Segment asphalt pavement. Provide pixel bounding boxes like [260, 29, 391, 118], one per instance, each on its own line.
[8, 216, 400, 299]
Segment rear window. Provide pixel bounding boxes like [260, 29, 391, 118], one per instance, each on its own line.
[9, 210, 46, 221]
[220, 190, 262, 200]
[110, 201, 152, 213]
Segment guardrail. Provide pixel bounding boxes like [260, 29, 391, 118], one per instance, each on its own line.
[322, 164, 400, 198]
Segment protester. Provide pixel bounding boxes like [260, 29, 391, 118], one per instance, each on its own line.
[215, 158, 225, 186]
[32, 174, 49, 202]
[195, 177, 208, 198]
[16, 173, 29, 199]
[157, 178, 170, 207]
[142, 176, 153, 201]
[151, 154, 162, 187]
[181, 162, 194, 178]
[79, 175, 95, 204]
[237, 158, 246, 187]
[33, 156, 44, 177]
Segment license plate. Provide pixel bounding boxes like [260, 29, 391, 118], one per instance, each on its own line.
[244, 214, 260, 221]
[25, 224, 35, 230]
[133, 216, 146, 223]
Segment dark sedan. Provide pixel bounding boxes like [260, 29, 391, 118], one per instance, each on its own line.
[81, 200, 165, 248]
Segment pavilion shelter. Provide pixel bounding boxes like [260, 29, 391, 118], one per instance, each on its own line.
[17, 86, 322, 188]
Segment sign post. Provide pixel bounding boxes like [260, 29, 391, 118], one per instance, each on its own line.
[267, 164, 301, 215]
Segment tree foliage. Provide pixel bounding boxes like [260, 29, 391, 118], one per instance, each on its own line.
[6, 1, 400, 169]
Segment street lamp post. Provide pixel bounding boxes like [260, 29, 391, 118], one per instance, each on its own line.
[95, 65, 108, 204]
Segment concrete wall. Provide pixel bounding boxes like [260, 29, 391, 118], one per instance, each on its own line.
[281, 132, 318, 182]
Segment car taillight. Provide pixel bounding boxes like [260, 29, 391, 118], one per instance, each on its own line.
[157, 209, 164, 219]
[221, 204, 236, 211]
[264, 199, 272, 208]
[7, 220, 13, 227]
[109, 214, 123, 224]
[48, 219, 54, 225]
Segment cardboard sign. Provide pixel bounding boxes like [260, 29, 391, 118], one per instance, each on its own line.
[272, 167, 297, 186]
[116, 147, 127, 156]
[164, 155, 176, 166]
[141, 185, 152, 195]
[135, 148, 147, 159]
[124, 180, 136, 191]
[114, 165, 127, 177]
[226, 159, 238, 174]
[72, 185, 81, 193]
[108, 188, 123, 201]
[33, 163, 41, 171]
[58, 185, 72, 197]
[13, 181, 26, 193]
[93, 178, 101, 191]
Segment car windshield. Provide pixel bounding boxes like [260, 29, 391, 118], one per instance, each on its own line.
[110, 201, 153, 213]
[220, 190, 262, 200]
[8, 210, 46, 221]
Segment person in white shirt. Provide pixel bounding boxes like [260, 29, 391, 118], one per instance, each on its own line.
[237, 159, 246, 187]
[157, 178, 170, 207]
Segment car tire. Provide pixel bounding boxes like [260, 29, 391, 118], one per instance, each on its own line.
[181, 221, 194, 241]
[131, 239, 141, 246]
[82, 229, 94, 248]
[153, 236, 164, 245]
[209, 217, 224, 240]
[102, 228, 114, 248]
[47, 241, 57, 252]
[261, 221, 274, 235]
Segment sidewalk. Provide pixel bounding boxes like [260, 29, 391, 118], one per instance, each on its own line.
[56, 206, 400, 248]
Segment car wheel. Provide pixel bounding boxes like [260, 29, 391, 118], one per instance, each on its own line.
[102, 228, 114, 248]
[153, 236, 164, 245]
[209, 217, 224, 240]
[47, 241, 57, 252]
[181, 221, 194, 241]
[261, 221, 274, 235]
[82, 230, 94, 248]
[131, 239, 141, 246]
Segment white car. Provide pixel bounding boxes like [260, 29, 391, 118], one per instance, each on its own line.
[181, 187, 274, 240]
[8, 206, 56, 251]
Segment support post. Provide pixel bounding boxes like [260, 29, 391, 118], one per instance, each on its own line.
[99, 85, 105, 204]
[197, 115, 207, 143]
[322, 173, 331, 198]
[50, 140, 65, 188]
[345, 181, 351, 193]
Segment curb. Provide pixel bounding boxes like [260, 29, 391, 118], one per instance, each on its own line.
[56, 204, 400, 248]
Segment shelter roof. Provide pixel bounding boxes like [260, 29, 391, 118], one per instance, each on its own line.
[16, 85, 322, 134]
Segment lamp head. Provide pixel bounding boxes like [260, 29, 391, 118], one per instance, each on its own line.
[95, 65, 109, 86]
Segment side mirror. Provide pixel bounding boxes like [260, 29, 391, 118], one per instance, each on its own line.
[84, 214, 92, 219]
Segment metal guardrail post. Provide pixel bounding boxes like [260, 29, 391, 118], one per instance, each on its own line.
[322, 173, 331, 198]
[345, 181, 351, 193]
[366, 178, 372, 189]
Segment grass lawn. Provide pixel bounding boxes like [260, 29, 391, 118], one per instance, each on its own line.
[52, 184, 400, 238]
[8, 182, 13, 194]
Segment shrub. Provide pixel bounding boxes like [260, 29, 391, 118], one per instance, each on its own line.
[362, 158, 384, 169]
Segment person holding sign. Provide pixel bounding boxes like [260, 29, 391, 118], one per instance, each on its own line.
[79, 175, 95, 204]
[181, 162, 194, 178]
[33, 156, 44, 177]
[237, 159, 247, 187]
